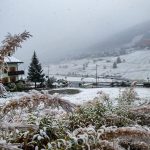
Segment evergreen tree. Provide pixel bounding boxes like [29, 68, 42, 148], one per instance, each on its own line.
[113, 62, 117, 68]
[116, 57, 121, 63]
[27, 51, 45, 88]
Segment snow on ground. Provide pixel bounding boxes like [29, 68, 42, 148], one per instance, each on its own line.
[1, 87, 150, 106]
[43, 49, 150, 80]
[62, 87, 150, 105]
[62, 88, 119, 105]
[0, 92, 30, 105]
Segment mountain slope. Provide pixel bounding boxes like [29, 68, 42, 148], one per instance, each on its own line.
[82, 21, 150, 57]
[45, 49, 150, 80]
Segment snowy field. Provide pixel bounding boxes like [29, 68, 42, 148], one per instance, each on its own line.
[62, 87, 150, 105]
[43, 49, 150, 80]
[1, 87, 150, 105]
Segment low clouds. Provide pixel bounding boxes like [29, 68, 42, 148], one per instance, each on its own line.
[0, 0, 150, 65]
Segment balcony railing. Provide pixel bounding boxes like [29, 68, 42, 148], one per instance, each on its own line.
[8, 70, 24, 76]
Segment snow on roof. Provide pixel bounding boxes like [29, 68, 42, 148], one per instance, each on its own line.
[4, 56, 23, 63]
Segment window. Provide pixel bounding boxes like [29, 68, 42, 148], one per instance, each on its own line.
[9, 67, 16, 72]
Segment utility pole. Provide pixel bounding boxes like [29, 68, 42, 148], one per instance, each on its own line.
[48, 65, 49, 77]
[46, 65, 50, 79]
[96, 64, 98, 86]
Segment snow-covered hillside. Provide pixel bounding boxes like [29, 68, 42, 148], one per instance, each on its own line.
[44, 49, 150, 80]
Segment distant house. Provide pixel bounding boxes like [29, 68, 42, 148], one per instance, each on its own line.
[1, 56, 24, 84]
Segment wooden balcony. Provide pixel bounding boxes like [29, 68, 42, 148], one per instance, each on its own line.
[8, 70, 24, 76]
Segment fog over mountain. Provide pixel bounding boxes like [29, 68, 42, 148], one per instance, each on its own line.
[82, 20, 150, 58]
[0, 0, 150, 66]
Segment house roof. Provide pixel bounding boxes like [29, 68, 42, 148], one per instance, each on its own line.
[4, 56, 23, 63]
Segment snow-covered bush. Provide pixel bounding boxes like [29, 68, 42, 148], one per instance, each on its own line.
[18, 124, 150, 149]
[0, 90, 75, 121]
[68, 101, 107, 130]
[115, 82, 138, 118]
[129, 104, 150, 126]
[0, 86, 150, 150]
[12, 116, 67, 149]
[117, 83, 138, 105]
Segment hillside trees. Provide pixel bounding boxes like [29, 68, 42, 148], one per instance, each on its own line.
[27, 51, 45, 88]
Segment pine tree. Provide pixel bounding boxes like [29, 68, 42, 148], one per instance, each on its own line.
[116, 57, 121, 63]
[113, 62, 117, 68]
[27, 51, 45, 88]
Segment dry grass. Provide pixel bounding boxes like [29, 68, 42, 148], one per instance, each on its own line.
[98, 126, 150, 142]
[0, 31, 32, 57]
[130, 104, 150, 113]
[1, 90, 75, 118]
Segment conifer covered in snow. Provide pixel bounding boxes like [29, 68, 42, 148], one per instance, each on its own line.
[113, 62, 117, 68]
[116, 56, 122, 63]
[27, 51, 45, 88]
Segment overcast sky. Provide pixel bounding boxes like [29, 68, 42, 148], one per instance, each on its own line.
[0, 0, 150, 66]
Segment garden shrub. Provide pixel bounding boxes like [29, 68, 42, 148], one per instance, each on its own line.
[0, 85, 150, 150]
